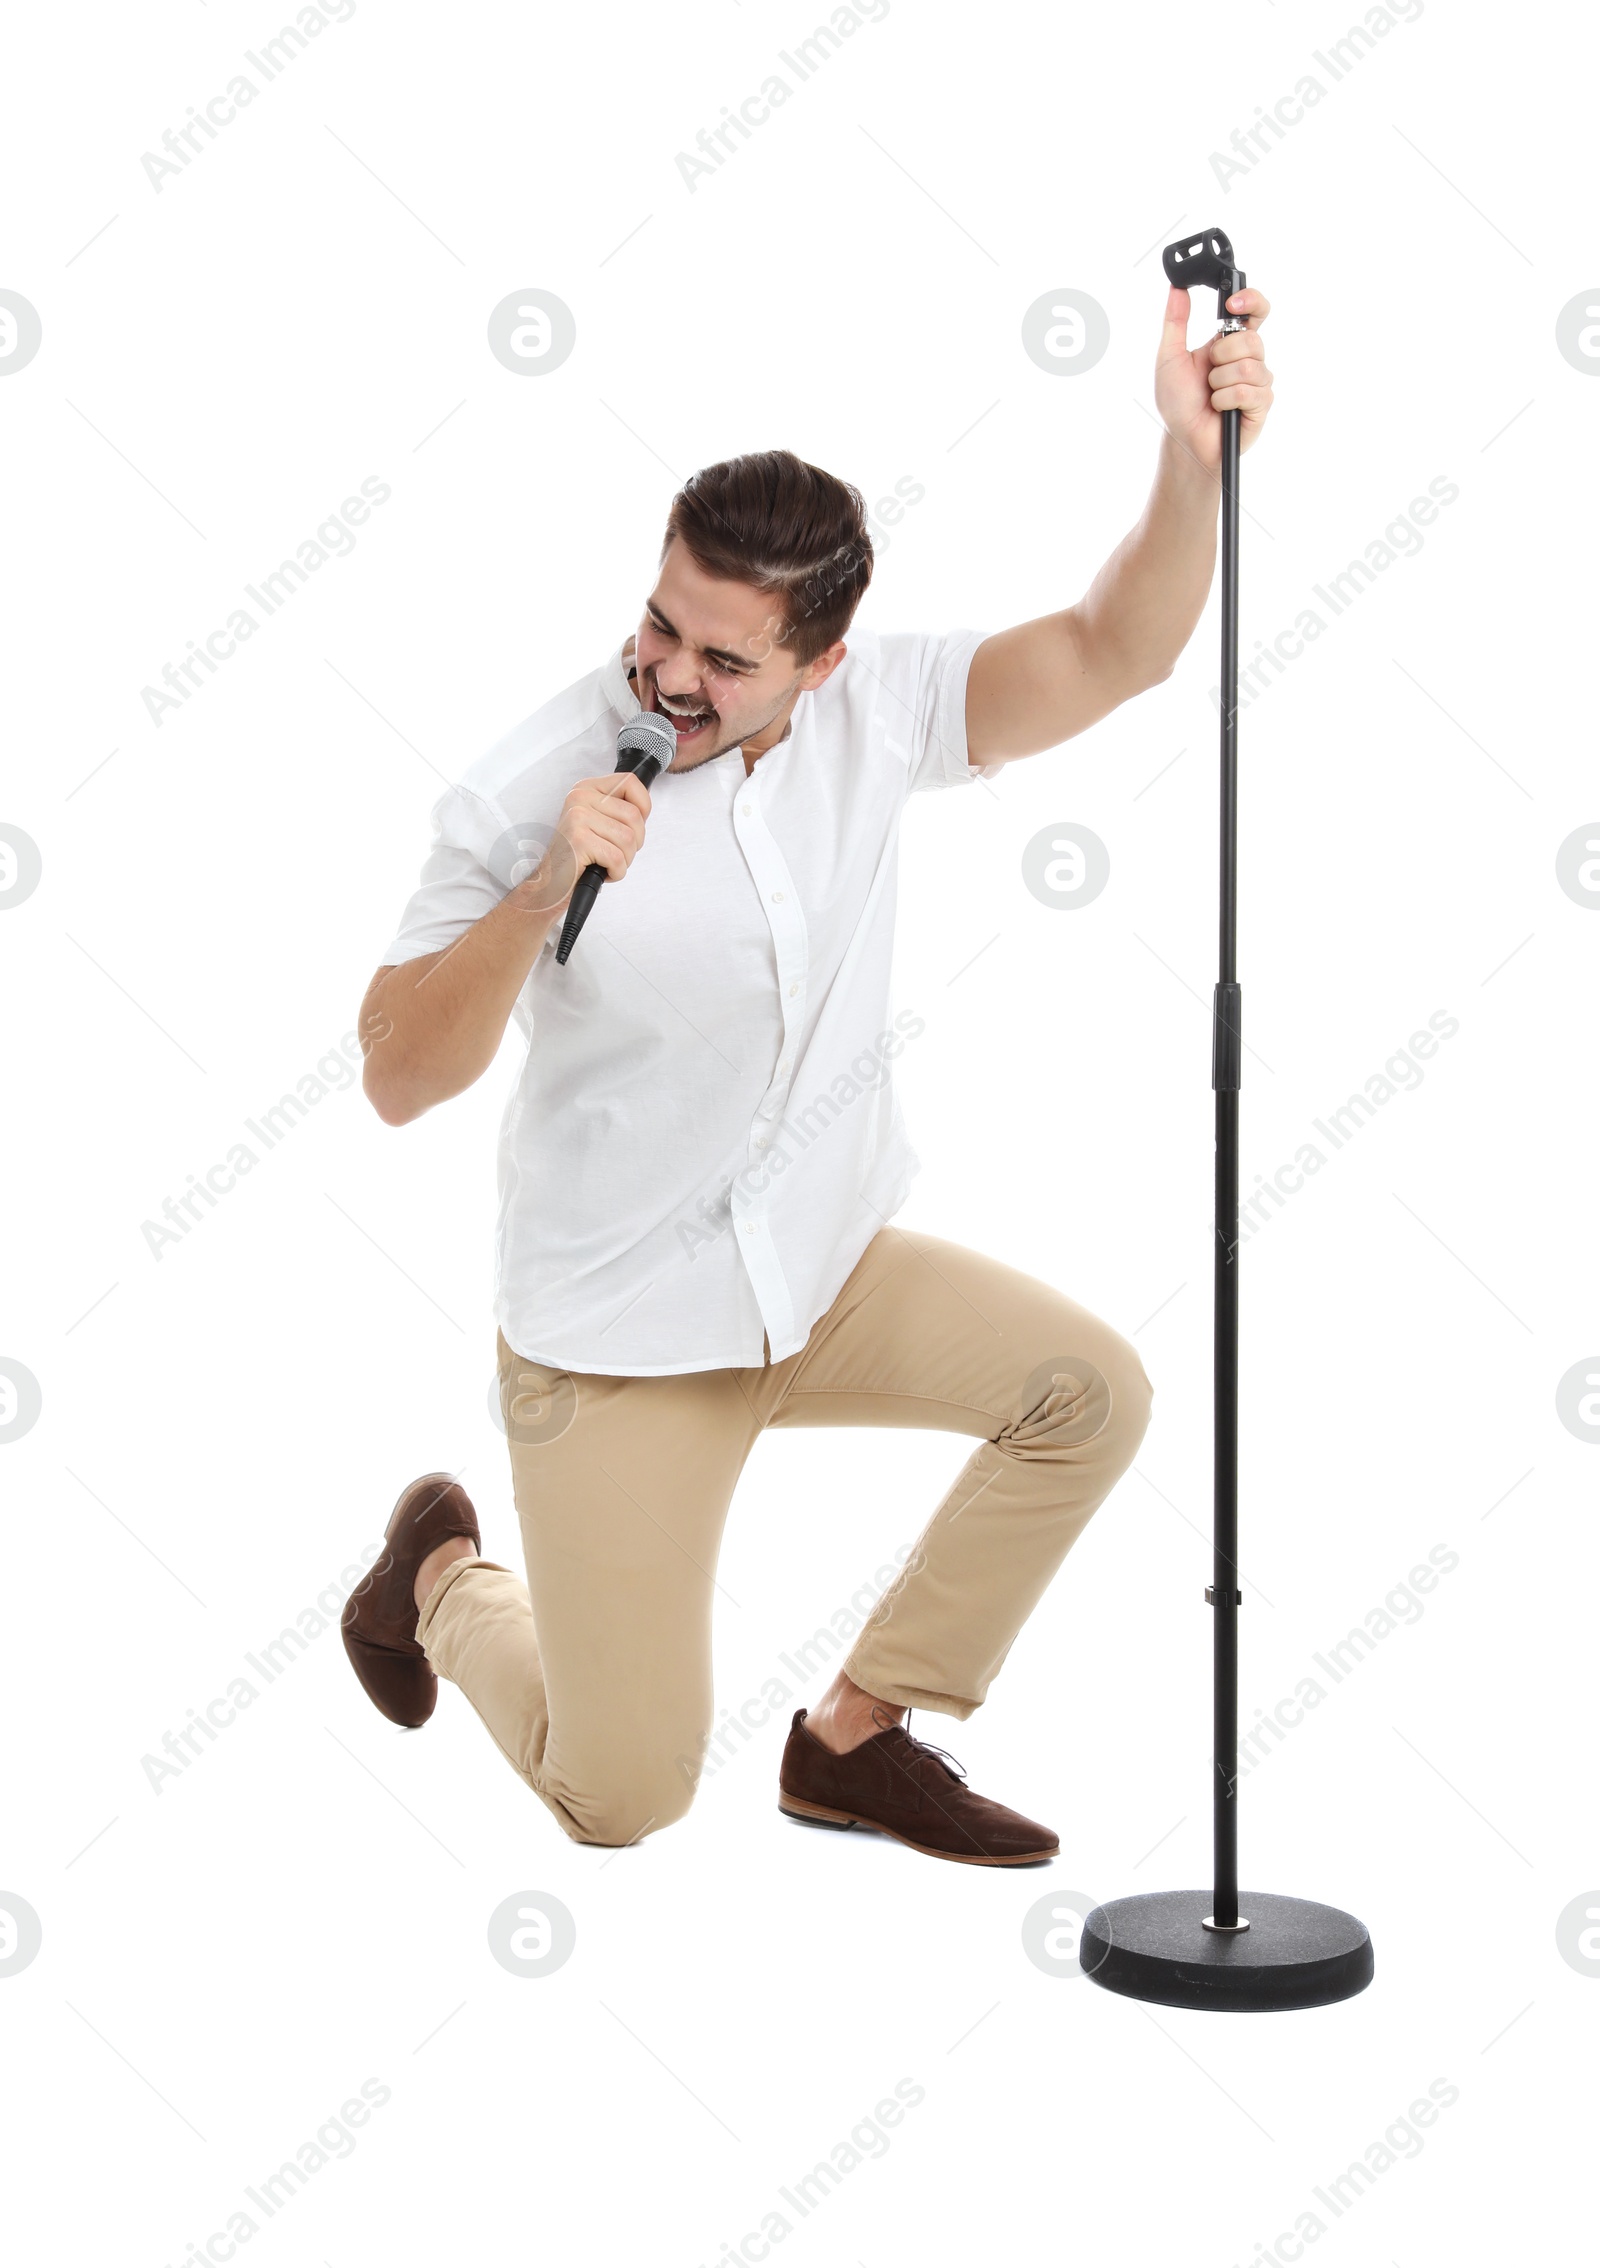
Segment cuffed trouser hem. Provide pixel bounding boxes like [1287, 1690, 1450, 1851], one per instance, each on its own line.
[841, 1654, 981, 1721]
[416, 1552, 512, 1645]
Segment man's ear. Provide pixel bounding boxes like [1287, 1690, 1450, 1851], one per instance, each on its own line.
[798, 639, 847, 694]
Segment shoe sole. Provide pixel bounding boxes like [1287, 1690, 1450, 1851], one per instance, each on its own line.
[778, 1794, 1057, 1867]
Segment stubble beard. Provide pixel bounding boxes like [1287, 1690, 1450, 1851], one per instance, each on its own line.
[665, 682, 799, 773]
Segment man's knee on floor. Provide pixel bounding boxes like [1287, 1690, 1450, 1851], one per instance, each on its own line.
[549, 1749, 701, 1849]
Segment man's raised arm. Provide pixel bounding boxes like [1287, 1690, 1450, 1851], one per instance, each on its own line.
[965, 283, 1274, 770]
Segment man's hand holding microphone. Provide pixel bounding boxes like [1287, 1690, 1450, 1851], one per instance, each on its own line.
[548, 711, 675, 962]
[531, 759, 653, 917]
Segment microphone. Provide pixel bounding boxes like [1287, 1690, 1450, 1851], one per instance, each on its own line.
[554, 711, 676, 966]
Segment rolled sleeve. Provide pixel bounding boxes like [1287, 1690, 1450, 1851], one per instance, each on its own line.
[903, 627, 1001, 793]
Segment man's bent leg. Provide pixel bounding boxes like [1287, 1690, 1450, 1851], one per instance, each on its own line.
[419, 1333, 758, 1846]
[756, 1227, 1154, 1720]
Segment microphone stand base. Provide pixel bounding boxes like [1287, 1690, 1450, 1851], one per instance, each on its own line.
[1079, 1888, 1373, 2012]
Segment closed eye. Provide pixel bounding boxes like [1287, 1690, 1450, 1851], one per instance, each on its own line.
[646, 604, 751, 677]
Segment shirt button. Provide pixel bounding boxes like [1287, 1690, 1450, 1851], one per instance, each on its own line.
[788, 983, 798, 997]
[754, 1134, 769, 1148]
[771, 890, 784, 903]
[742, 1221, 755, 1234]
[741, 804, 751, 816]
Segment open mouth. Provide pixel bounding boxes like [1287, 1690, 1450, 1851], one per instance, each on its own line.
[651, 685, 718, 743]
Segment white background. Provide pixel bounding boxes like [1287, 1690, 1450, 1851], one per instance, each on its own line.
[2, 0, 1594, 2261]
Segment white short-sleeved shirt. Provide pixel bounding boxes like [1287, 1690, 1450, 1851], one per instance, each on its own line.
[380, 627, 995, 1375]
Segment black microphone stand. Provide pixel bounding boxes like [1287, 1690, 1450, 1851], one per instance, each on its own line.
[1078, 230, 1374, 2011]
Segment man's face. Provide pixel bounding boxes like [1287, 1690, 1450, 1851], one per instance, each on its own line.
[634, 540, 844, 771]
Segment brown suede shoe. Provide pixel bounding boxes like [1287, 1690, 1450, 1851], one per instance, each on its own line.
[340, 1474, 481, 1728]
[779, 1707, 1058, 1866]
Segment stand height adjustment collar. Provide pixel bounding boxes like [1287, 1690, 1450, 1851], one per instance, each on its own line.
[1211, 982, 1242, 1091]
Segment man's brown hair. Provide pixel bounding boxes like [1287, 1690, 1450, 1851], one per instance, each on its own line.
[662, 449, 874, 666]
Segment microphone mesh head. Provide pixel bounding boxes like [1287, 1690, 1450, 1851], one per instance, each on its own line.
[619, 712, 677, 771]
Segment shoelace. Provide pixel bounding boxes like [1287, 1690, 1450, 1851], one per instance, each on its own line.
[868, 1704, 993, 1856]
[879, 1705, 968, 1787]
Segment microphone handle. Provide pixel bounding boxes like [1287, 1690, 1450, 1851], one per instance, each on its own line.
[552, 748, 667, 967]
[553, 862, 606, 966]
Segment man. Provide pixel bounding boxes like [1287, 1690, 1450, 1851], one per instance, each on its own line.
[342, 279, 1274, 1864]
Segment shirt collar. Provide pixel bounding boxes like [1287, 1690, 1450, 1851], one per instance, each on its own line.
[604, 640, 643, 723]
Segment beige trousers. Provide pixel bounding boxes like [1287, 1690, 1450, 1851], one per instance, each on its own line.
[417, 1226, 1153, 1847]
